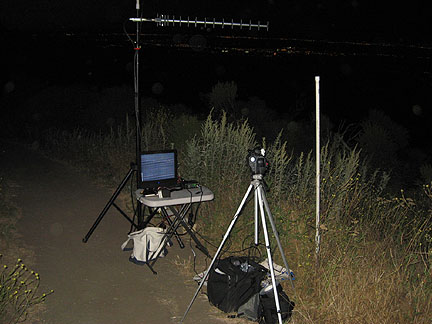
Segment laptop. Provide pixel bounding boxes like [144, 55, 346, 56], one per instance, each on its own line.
[138, 149, 179, 194]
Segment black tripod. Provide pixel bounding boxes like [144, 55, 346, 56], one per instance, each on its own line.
[82, 163, 140, 243]
[83, 4, 144, 243]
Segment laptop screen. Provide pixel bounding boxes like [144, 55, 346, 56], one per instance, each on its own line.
[139, 149, 178, 192]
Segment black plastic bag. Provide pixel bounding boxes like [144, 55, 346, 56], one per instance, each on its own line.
[259, 285, 295, 324]
[207, 256, 267, 313]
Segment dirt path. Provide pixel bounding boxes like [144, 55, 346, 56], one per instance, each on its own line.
[0, 141, 240, 324]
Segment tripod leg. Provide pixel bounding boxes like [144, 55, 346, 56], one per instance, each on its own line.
[180, 183, 254, 323]
[257, 186, 283, 324]
[82, 167, 134, 243]
[261, 187, 295, 290]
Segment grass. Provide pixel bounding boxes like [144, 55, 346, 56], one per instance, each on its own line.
[290, 236, 432, 324]
[39, 109, 432, 323]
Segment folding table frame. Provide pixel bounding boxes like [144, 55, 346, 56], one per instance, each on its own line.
[136, 186, 214, 272]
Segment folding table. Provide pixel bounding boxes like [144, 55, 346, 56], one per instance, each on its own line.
[135, 186, 214, 271]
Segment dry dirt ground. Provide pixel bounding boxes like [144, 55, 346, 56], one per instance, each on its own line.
[0, 141, 247, 324]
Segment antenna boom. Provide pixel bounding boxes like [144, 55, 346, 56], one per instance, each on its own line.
[130, 15, 269, 31]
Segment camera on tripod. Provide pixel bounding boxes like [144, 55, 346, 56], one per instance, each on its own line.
[247, 148, 269, 175]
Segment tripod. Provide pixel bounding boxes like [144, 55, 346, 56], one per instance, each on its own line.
[83, 3, 145, 243]
[82, 163, 140, 243]
[181, 174, 294, 324]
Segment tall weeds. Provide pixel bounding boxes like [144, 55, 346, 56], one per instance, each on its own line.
[182, 113, 431, 323]
[181, 112, 257, 243]
[181, 112, 256, 189]
[40, 110, 432, 323]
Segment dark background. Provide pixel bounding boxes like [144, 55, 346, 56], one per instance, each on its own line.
[1, 1, 431, 150]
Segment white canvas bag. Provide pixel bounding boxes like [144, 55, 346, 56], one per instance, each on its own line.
[121, 227, 167, 263]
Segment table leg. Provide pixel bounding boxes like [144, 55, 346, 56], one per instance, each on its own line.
[168, 206, 211, 258]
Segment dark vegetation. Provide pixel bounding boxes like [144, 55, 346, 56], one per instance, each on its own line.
[1, 76, 431, 322]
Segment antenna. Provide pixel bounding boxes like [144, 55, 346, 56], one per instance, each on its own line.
[82, 6, 270, 272]
[130, 14, 269, 31]
[128, 9, 270, 322]
[130, 12, 269, 151]
[129, 11, 269, 179]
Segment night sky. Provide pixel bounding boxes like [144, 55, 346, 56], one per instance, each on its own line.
[1, 1, 431, 39]
[1, 1, 432, 150]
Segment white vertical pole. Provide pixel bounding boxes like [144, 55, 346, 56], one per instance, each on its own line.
[315, 76, 321, 268]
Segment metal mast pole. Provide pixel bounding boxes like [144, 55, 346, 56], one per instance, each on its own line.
[134, 1, 142, 222]
[134, 1, 142, 176]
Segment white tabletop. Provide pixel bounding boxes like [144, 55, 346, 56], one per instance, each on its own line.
[136, 186, 214, 208]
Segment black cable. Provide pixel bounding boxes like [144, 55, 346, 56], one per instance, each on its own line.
[122, 19, 135, 46]
[189, 236, 199, 277]
[201, 188, 254, 248]
[195, 184, 204, 224]
[181, 182, 258, 255]
[185, 187, 195, 227]
[229, 242, 265, 255]
[187, 182, 272, 258]
[189, 224, 265, 257]
[186, 184, 204, 227]
[246, 242, 263, 261]
[182, 186, 206, 280]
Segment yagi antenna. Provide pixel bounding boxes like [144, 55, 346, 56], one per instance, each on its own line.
[115, 5, 271, 317]
[130, 14, 269, 31]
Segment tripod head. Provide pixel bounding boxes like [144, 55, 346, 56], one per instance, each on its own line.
[252, 174, 264, 180]
[247, 148, 269, 176]
[252, 174, 270, 192]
